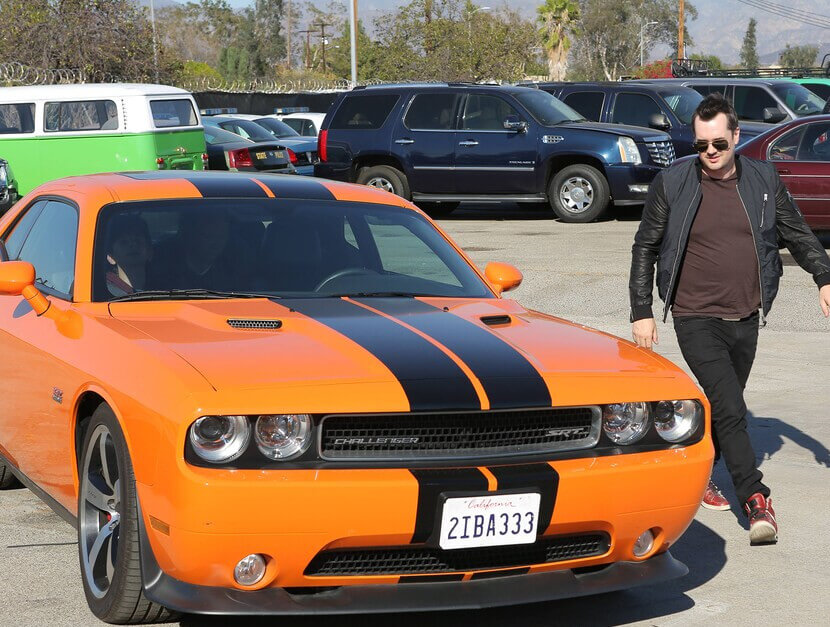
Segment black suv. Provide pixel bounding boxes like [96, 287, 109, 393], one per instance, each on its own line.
[533, 82, 772, 158]
[314, 83, 674, 222]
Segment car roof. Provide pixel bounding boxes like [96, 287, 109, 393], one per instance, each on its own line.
[634, 78, 801, 86]
[533, 81, 697, 92]
[352, 82, 526, 95]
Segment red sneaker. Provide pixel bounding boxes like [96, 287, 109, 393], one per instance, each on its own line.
[701, 479, 730, 511]
[744, 493, 778, 544]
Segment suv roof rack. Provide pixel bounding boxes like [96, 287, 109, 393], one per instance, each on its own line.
[669, 54, 830, 79]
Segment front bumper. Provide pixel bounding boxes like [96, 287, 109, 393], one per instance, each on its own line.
[605, 163, 661, 204]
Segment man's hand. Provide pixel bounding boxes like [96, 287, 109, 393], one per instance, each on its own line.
[632, 318, 658, 350]
[820, 285, 830, 318]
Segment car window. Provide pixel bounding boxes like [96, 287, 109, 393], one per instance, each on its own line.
[461, 95, 520, 131]
[204, 126, 252, 145]
[0, 103, 35, 134]
[768, 127, 805, 161]
[688, 84, 728, 98]
[611, 93, 663, 128]
[282, 118, 304, 134]
[253, 117, 299, 138]
[769, 83, 825, 117]
[733, 86, 779, 122]
[658, 89, 703, 125]
[2, 199, 48, 259]
[45, 100, 118, 132]
[797, 122, 830, 161]
[217, 119, 273, 142]
[801, 83, 830, 100]
[150, 99, 198, 128]
[562, 92, 605, 121]
[301, 119, 316, 135]
[14, 200, 78, 297]
[404, 93, 459, 130]
[330, 95, 400, 130]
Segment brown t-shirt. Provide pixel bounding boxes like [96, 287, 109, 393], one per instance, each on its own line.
[672, 172, 761, 318]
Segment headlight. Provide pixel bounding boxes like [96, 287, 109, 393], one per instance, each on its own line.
[254, 414, 312, 460]
[189, 415, 250, 463]
[654, 400, 702, 442]
[618, 137, 642, 164]
[602, 402, 649, 444]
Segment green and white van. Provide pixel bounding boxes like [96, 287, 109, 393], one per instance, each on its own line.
[0, 83, 206, 211]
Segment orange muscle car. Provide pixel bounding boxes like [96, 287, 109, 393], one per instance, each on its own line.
[0, 171, 713, 623]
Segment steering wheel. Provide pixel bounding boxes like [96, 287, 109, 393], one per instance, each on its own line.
[796, 103, 812, 113]
[314, 267, 378, 292]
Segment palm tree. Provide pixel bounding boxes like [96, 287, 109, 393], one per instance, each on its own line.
[537, 0, 580, 81]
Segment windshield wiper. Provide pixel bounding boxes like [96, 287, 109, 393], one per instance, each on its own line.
[556, 118, 588, 124]
[109, 289, 278, 303]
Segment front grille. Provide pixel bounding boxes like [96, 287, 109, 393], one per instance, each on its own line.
[319, 407, 601, 461]
[305, 533, 610, 576]
[645, 140, 676, 167]
[226, 318, 282, 329]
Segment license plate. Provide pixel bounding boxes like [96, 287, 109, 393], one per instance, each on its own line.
[439, 493, 540, 550]
[274, 151, 284, 159]
[256, 152, 267, 159]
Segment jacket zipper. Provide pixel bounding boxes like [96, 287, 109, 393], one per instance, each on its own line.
[737, 186, 766, 326]
[761, 192, 767, 228]
[663, 185, 700, 321]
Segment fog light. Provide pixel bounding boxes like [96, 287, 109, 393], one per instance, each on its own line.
[234, 554, 266, 586]
[633, 529, 655, 558]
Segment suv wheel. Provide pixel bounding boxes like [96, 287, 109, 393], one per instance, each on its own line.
[417, 202, 459, 218]
[356, 165, 410, 199]
[549, 164, 610, 223]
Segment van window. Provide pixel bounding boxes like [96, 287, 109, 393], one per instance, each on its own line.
[0, 103, 35, 134]
[612, 93, 663, 128]
[150, 99, 198, 128]
[562, 92, 605, 121]
[330, 95, 399, 130]
[404, 93, 459, 130]
[45, 100, 118, 132]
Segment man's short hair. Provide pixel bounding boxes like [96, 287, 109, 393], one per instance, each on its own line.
[692, 93, 739, 132]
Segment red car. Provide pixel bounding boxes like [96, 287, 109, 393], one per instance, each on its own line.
[737, 114, 830, 230]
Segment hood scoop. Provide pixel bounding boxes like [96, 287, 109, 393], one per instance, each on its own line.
[480, 314, 512, 327]
[226, 318, 283, 330]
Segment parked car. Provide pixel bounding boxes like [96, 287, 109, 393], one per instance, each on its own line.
[0, 84, 206, 198]
[0, 158, 17, 215]
[276, 110, 327, 136]
[0, 170, 711, 622]
[737, 114, 830, 230]
[532, 82, 772, 157]
[314, 83, 675, 222]
[631, 78, 826, 124]
[204, 125, 293, 174]
[203, 114, 317, 175]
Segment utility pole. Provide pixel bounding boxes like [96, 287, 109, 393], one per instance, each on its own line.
[299, 29, 314, 69]
[149, 0, 159, 82]
[317, 22, 331, 74]
[285, 0, 292, 69]
[349, 0, 358, 86]
[678, 0, 685, 60]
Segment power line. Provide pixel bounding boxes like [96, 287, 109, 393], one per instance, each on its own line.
[732, 0, 830, 29]
[744, 0, 830, 22]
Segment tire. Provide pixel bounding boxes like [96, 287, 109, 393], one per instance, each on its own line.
[356, 165, 410, 199]
[77, 404, 177, 624]
[417, 201, 459, 218]
[0, 460, 21, 489]
[548, 164, 611, 223]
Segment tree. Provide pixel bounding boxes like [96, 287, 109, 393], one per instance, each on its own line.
[739, 18, 758, 70]
[537, 0, 579, 81]
[779, 44, 818, 68]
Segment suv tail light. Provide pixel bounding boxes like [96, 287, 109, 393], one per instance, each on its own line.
[228, 148, 253, 169]
[286, 148, 298, 165]
[318, 129, 328, 162]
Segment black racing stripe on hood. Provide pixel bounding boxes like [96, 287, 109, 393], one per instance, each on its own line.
[120, 171, 269, 197]
[254, 175, 336, 199]
[487, 464, 559, 537]
[357, 298, 551, 409]
[409, 468, 489, 544]
[276, 298, 480, 412]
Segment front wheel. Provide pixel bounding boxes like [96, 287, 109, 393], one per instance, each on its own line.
[77, 404, 177, 624]
[548, 164, 610, 223]
[356, 165, 411, 199]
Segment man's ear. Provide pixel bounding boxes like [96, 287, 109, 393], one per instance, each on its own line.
[733, 127, 740, 146]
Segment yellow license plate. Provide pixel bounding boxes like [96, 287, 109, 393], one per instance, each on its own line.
[256, 152, 267, 159]
[274, 151, 284, 159]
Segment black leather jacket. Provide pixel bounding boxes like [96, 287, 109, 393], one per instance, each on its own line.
[630, 155, 830, 322]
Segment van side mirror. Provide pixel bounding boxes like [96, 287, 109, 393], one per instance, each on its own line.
[649, 113, 671, 130]
[762, 107, 786, 124]
[503, 115, 528, 133]
[485, 262, 523, 294]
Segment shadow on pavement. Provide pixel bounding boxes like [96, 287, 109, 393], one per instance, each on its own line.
[179, 521, 726, 627]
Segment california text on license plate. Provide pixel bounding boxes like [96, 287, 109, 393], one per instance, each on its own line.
[439, 493, 540, 550]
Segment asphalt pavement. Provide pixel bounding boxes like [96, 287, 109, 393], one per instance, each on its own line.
[1, 202, 828, 626]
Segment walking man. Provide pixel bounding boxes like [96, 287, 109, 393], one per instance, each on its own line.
[629, 93, 830, 544]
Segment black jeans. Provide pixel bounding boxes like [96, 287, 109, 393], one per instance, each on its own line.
[674, 314, 769, 505]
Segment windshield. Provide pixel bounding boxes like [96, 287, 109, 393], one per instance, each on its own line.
[254, 117, 301, 138]
[204, 126, 252, 145]
[92, 198, 492, 302]
[658, 89, 702, 125]
[770, 83, 825, 117]
[513, 89, 584, 126]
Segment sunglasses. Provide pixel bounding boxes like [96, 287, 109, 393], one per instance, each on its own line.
[693, 138, 730, 153]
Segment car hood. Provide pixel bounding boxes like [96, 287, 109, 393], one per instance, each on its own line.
[552, 121, 670, 142]
[108, 297, 692, 409]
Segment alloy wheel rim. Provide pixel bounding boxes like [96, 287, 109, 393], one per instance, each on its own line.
[365, 176, 395, 193]
[559, 177, 595, 213]
[79, 424, 121, 599]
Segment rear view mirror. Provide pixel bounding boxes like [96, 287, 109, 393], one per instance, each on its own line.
[503, 115, 528, 133]
[762, 107, 787, 124]
[649, 113, 671, 130]
[485, 262, 523, 294]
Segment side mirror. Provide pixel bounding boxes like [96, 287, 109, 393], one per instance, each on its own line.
[503, 115, 528, 133]
[485, 262, 523, 294]
[0, 260, 50, 315]
[649, 113, 671, 130]
[762, 107, 787, 124]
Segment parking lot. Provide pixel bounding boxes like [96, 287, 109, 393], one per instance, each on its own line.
[1, 203, 828, 626]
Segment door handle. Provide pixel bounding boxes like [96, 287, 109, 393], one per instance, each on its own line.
[778, 169, 791, 175]
[394, 138, 415, 144]
[458, 140, 479, 147]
